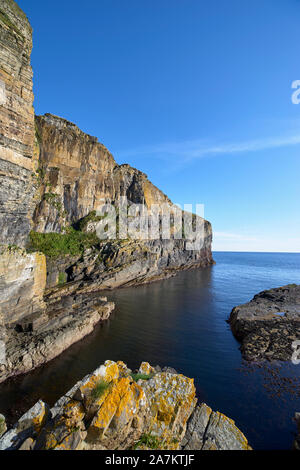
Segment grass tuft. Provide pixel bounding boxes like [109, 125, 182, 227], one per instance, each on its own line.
[91, 380, 111, 400]
[130, 373, 153, 382]
[58, 272, 67, 285]
[133, 433, 160, 450]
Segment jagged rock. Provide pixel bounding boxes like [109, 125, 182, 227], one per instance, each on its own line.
[18, 438, 35, 451]
[182, 403, 251, 450]
[0, 361, 251, 451]
[0, 400, 49, 450]
[138, 370, 196, 449]
[229, 284, 300, 361]
[33, 114, 174, 233]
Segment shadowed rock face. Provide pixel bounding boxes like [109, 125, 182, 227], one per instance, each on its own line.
[0, 0, 37, 247]
[229, 284, 300, 361]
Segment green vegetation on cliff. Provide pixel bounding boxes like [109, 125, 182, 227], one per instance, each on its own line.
[133, 433, 160, 450]
[28, 228, 99, 258]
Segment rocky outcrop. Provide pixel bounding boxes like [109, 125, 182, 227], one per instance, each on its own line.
[0, 0, 37, 247]
[182, 403, 251, 450]
[0, 361, 251, 451]
[44, 237, 213, 291]
[229, 284, 300, 361]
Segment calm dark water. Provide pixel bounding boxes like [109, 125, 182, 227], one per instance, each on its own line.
[0, 252, 300, 449]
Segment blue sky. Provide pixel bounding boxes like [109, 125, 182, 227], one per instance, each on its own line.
[19, 0, 300, 252]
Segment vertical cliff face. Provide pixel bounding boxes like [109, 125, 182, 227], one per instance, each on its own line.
[0, 0, 37, 247]
[0, 1, 47, 372]
[33, 114, 172, 233]
[32, 113, 213, 290]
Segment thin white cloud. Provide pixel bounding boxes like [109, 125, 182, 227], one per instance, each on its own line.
[118, 133, 300, 163]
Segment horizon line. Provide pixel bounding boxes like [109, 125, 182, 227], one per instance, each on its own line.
[213, 250, 300, 254]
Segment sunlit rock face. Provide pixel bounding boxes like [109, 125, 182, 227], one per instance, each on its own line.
[0, 0, 37, 247]
[33, 113, 173, 233]
[33, 113, 213, 289]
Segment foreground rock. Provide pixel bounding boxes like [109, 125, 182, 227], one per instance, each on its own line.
[229, 284, 300, 361]
[0, 361, 251, 451]
[182, 403, 251, 450]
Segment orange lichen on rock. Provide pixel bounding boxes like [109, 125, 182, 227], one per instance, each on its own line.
[62, 400, 85, 428]
[0, 360, 251, 451]
[88, 377, 134, 440]
[140, 371, 196, 449]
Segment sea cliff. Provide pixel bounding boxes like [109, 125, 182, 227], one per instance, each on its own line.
[0, 0, 213, 383]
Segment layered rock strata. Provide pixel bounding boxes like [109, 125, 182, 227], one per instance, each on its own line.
[229, 284, 300, 361]
[0, 361, 251, 451]
[0, 0, 37, 247]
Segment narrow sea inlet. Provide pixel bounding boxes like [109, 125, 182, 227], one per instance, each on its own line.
[0, 252, 299, 450]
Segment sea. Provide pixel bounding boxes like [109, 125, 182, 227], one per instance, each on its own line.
[0, 251, 299, 449]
